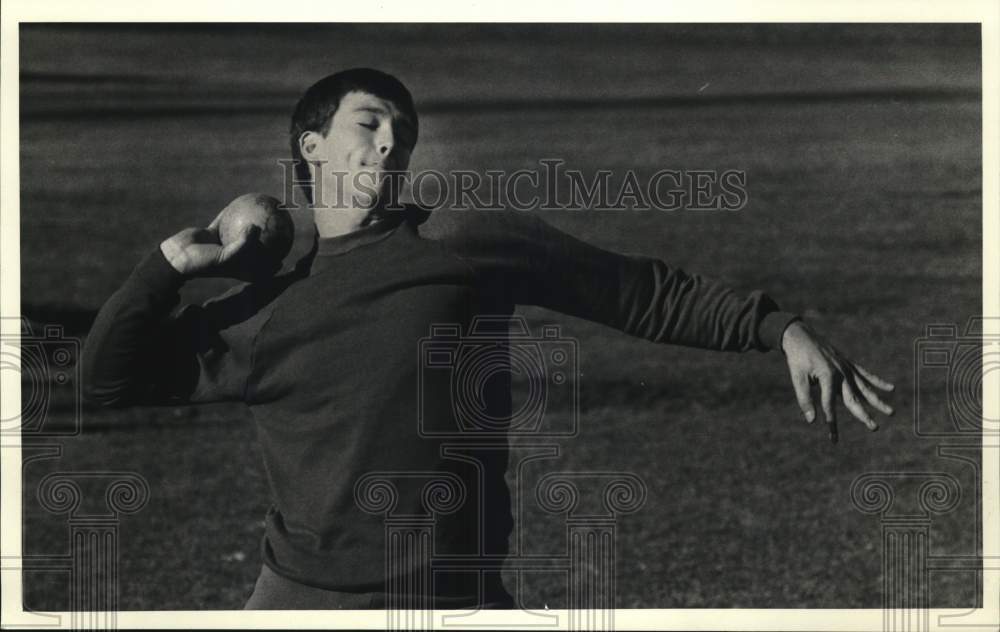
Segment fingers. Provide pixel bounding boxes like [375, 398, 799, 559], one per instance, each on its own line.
[841, 381, 878, 431]
[782, 321, 893, 443]
[790, 368, 816, 423]
[218, 224, 260, 264]
[853, 363, 894, 392]
[819, 371, 837, 443]
[850, 368, 895, 416]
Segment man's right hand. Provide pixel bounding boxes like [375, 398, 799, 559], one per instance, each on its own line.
[159, 209, 281, 281]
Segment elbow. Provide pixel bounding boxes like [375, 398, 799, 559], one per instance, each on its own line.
[80, 335, 131, 408]
[80, 355, 132, 408]
[81, 379, 130, 408]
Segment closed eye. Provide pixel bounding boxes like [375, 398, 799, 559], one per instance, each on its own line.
[358, 122, 378, 130]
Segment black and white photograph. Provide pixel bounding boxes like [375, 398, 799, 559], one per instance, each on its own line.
[2, 2, 997, 630]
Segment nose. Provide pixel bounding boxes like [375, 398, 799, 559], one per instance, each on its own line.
[376, 125, 395, 157]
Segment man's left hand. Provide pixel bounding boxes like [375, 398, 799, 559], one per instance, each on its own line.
[781, 320, 895, 443]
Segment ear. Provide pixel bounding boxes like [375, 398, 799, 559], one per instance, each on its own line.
[298, 130, 324, 161]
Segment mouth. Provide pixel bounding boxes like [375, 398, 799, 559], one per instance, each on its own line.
[361, 158, 404, 173]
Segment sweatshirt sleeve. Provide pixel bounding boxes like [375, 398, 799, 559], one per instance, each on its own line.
[81, 247, 264, 407]
[431, 210, 799, 352]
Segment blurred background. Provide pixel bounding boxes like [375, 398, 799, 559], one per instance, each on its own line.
[18, 23, 982, 609]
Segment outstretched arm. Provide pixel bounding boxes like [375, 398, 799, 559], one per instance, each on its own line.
[430, 209, 894, 441]
[433, 210, 795, 350]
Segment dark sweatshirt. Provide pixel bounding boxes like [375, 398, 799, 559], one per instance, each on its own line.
[81, 207, 798, 602]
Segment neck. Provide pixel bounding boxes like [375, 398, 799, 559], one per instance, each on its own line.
[307, 175, 392, 238]
[311, 205, 381, 239]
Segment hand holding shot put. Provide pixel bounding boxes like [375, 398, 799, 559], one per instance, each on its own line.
[160, 193, 294, 281]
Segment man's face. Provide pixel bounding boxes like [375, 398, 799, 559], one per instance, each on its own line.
[301, 90, 417, 210]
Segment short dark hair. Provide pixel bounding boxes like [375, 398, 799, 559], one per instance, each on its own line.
[289, 68, 418, 196]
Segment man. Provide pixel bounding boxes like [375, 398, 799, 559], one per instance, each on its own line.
[81, 68, 895, 609]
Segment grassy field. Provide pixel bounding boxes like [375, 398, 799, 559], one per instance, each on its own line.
[17, 24, 982, 610]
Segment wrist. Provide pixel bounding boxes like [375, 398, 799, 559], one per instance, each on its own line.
[132, 245, 187, 293]
[758, 310, 802, 353]
[780, 318, 808, 354]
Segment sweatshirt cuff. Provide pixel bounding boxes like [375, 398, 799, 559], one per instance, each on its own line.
[132, 246, 187, 296]
[758, 310, 802, 353]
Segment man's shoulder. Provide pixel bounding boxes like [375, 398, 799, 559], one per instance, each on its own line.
[418, 207, 547, 243]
